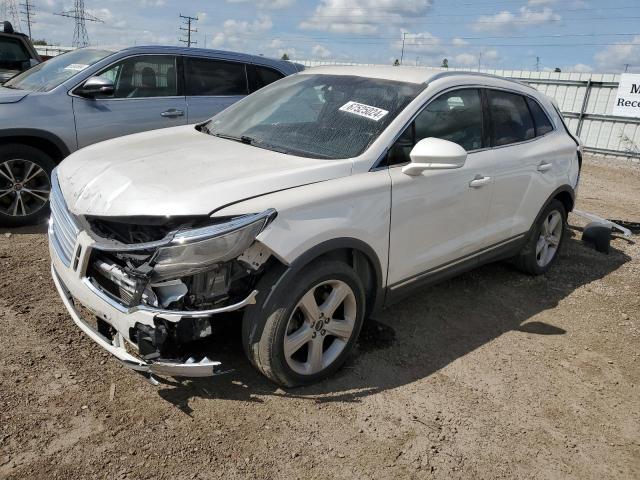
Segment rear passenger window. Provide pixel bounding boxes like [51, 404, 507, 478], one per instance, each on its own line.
[487, 90, 535, 146]
[185, 58, 247, 96]
[249, 65, 284, 93]
[526, 98, 554, 136]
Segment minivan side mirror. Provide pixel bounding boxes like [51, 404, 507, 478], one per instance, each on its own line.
[76, 76, 115, 98]
[401, 138, 468, 176]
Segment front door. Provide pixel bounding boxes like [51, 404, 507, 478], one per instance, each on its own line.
[73, 54, 187, 148]
[387, 88, 496, 287]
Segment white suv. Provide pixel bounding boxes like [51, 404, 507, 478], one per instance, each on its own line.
[49, 66, 581, 386]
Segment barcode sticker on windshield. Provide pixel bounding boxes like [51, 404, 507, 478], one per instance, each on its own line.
[64, 64, 89, 71]
[339, 101, 389, 121]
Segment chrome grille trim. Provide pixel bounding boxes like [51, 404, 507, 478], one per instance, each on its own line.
[49, 170, 80, 268]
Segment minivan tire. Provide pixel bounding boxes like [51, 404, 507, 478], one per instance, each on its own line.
[242, 260, 366, 387]
[512, 199, 567, 275]
[0, 144, 55, 227]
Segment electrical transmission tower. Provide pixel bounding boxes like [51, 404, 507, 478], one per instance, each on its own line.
[55, 0, 103, 48]
[20, 0, 33, 38]
[2, 0, 21, 30]
[179, 14, 198, 48]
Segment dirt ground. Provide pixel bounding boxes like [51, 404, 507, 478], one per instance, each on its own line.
[1, 154, 639, 480]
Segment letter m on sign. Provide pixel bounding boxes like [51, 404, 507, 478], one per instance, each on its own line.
[632, 83, 640, 94]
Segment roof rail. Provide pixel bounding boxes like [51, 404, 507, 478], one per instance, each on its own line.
[428, 70, 537, 91]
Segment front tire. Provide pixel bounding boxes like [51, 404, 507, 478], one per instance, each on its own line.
[242, 260, 366, 387]
[0, 144, 55, 227]
[512, 199, 567, 275]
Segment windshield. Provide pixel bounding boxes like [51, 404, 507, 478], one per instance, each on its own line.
[4, 48, 113, 92]
[203, 74, 425, 159]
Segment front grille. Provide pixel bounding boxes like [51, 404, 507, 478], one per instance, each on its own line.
[49, 171, 80, 268]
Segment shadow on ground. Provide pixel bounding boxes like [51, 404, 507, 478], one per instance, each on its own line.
[156, 232, 632, 413]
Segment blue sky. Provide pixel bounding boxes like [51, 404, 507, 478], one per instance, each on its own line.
[12, 0, 640, 73]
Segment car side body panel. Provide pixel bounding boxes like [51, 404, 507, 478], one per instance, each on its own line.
[213, 169, 392, 288]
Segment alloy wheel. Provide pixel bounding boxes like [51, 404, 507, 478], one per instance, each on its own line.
[0, 159, 51, 218]
[535, 210, 563, 267]
[283, 279, 357, 376]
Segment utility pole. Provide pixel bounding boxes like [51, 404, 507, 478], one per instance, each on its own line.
[478, 51, 482, 71]
[19, 0, 33, 38]
[55, 1, 103, 48]
[624, 63, 631, 73]
[179, 14, 198, 48]
[535, 56, 540, 72]
[400, 32, 408, 65]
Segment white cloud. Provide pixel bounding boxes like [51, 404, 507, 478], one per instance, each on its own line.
[312, 44, 332, 58]
[454, 53, 477, 66]
[300, 0, 433, 35]
[452, 38, 468, 47]
[394, 31, 444, 55]
[594, 36, 640, 73]
[568, 63, 593, 72]
[211, 15, 273, 49]
[226, 0, 295, 8]
[473, 7, 561, 33]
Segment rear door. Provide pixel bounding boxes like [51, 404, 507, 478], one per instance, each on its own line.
[484, 89, 564, 243]
[73, 54, 187, 148]
[184, 56, 248, 123]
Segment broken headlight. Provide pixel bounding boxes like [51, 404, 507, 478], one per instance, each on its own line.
[152, 209, 276, 281]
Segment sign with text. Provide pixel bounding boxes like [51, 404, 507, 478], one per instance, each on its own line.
[613, 74, 640, 118]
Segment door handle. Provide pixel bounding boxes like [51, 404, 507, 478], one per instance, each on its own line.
[161, 109, 184, 118]
[469, 175, 491, 188]
[537, 162, 552, 172]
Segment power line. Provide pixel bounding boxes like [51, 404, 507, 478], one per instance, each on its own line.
[55, 0, 104, 48]
[19, 0, 33, 38]
[179, 14, 198, 48]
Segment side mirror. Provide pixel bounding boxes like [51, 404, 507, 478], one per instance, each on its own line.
[76, 76, 115, 98]
[401, 137, 467, 176]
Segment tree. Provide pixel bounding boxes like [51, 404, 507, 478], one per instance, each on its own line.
[554, 67, 561, 73]
[281, 53, 290, 61]
[32, 39, 48, 46]
[393, 59, 400, 66]
[441, 58, 449, 69]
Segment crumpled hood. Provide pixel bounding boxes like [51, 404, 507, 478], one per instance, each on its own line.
[0, 85, 29, 103]
[58, 125, 353, 217]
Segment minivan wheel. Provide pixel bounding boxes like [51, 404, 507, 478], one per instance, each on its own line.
[0, 144, 55, 227]
[512, 199, 567, 275]
[242, 260, 366, 387]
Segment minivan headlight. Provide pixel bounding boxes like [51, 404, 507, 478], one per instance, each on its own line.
[152, 209, 276, 280]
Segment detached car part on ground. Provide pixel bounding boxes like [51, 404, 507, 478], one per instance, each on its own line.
[50, 67, 582, 386]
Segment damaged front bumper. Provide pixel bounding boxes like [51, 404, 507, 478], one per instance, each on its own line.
[51, 259, 256, 377]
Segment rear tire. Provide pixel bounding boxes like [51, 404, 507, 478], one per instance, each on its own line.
[512, 199, 567, 275]
[242, 260, 366, 387]
[0, 144, 55, 227]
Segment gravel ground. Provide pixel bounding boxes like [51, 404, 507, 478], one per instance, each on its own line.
[0, 154, 639, 480]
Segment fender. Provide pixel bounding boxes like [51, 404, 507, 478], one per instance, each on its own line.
[0, 128, 71, 159]
[525, 184, 576, 244]
[261, 237, 385, 318]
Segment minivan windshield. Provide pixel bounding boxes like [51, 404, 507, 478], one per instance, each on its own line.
[4, 48, 113, 92]
[203, 74, 425, 159]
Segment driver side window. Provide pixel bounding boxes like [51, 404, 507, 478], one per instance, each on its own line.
[387, 88, 484, 166]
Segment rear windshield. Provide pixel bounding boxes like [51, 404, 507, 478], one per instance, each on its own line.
[5, 48, 112, 92]
[0, 36, 31, 70]
[203, 74, 425, 159]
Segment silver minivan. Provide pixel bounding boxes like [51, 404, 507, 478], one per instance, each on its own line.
[0, 46, 301, 226]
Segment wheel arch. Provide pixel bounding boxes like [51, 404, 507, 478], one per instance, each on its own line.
[0, 129, 71, 164]
[263, 237, 385, 320]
